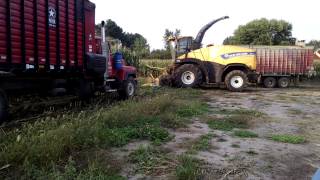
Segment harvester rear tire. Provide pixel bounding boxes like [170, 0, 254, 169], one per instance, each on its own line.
[225, 70, 248, 92]
[263, 77, 277, 88]
[174, 64, 202, 88]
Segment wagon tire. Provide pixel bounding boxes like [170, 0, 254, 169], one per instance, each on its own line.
[78, 80, 94, 100]
[0, 91, 8, 124]
[278, 77, 290, 88]
[263, 77, 277, 88]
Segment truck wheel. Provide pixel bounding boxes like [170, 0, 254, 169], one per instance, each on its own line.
[174, 64, 202, 88]
[225, 70, 248, 92]
[0, 91, 8, 124]
[263, 77, 276, 88]
[278, 77, 290, 88]
[119, 77, 136, 100]
[78, 80, 94, 100]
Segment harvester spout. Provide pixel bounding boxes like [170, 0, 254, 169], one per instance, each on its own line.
[193, 16, 229, 49]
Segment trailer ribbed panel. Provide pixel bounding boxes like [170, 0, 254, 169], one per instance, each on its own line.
[0, 1, 6, 62]
[0, 0, 94, 72]
[254, 47, 314, 75]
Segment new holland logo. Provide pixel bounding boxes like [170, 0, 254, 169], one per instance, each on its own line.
[48, 7, 56, 28]
[221, 52, 256, 60]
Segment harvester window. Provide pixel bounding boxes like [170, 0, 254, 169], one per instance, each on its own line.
[177, 37, 193, 55]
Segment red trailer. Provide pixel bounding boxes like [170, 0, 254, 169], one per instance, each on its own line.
[250, 46, 314, 88]
[0, 0, 137, 123]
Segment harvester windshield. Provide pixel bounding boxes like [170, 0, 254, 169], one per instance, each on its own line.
[169, 37, 193, 61]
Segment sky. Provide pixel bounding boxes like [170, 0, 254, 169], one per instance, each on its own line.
[91, 0, 319, 50]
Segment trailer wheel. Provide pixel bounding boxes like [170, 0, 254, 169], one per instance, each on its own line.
[278, 77, 290, 88]
[78, 80, 94, 100]
[263, 77, 276, 88]
[225, 70, 248, 92]
[174, 64, 202, 88]
[0, 91, 8, 124]
[119, 77, 136, 100]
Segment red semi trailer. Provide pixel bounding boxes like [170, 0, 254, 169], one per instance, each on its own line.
[250, 46, 314, 88]
[0, 0, 137, 123]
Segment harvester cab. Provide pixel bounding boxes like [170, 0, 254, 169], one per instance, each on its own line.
[168, 36, 193, 61]
[162, 16, 258, 92]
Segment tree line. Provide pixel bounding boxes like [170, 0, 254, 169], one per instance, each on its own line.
[96, 19, 320, 60]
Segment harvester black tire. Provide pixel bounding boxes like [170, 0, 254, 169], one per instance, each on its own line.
[118, 77, 136, 100]
[225, 70, 248, 92]
[0, 90, 8, 124]
[263, 77, 277, 88]
[159, 75, 173, 87]
[277, 77, 290, 88]
[174, 64, 202, 88]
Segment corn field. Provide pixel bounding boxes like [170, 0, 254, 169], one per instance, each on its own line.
[139, 59, 173, 77]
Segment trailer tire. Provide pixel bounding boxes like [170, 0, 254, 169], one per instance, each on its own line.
[119, 77, 136, 100]
[263, 77, 277, 88]
[225, 70, 248, 92]
[78, 80, 94, 100]
[174, 64, 202, 88]
[278, 77, 290, 88]
[0, 91, 8, 124]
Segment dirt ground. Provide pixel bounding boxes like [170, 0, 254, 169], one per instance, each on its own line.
[115, 83, 320, 179]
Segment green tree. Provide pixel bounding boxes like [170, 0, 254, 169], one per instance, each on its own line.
[224, 18, 296, 45]
[132, 35, 150, 57]
[96, 19, 150, 58]
[307, 40, 320, 51]
[163, 29, 181, 50]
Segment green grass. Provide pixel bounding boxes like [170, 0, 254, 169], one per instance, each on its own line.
[211, 108, 265, 117]
[234, 130, 258, 138]
[207, 109, 264, 131]
[231, 144, 240, 148]
[20, 152, 125, 180]
[246, 150, 259, 156]
[175, 154, 201, 180]
[129, 145, 169, 174]
[207, 115, 250, 131]
[0, 87, 208, 178]
[271, 134, 305, 144]
[188, 134, 214, 154]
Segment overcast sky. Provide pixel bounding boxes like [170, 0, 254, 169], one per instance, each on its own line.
[91, 0, 319, 50]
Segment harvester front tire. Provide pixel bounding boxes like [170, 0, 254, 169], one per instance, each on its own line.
[174, 64, 202, 88]
[225, 70, 248, 92]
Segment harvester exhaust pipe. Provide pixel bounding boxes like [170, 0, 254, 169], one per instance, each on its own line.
[193, 16, 229, 49]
